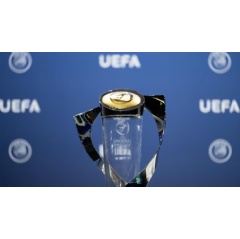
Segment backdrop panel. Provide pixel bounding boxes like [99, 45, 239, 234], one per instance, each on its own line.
[0, 52, 239, 186]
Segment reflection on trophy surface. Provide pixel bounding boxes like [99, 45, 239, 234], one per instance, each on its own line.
[74, 89, 166, 187]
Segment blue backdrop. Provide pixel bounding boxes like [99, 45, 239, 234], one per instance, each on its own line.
[0, 52, 239, 186]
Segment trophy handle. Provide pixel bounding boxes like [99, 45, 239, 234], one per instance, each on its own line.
[126, 95, 166, 187]
[73, 107, 104, 171]
[144, 95, 166, 144]
[127, 95, 166, 186]
[73, 95, 166, 187]
[74, 107, 129, 186]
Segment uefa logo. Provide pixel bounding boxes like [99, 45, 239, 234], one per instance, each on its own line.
[8, 139, 32, 163]
[208, 139, 232, 164]
[9, 52, 32, 74]
[116, 120, 130, 136]
[208, 52, 231, 74]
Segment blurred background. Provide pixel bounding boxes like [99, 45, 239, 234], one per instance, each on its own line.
[0, 52, 239, 187]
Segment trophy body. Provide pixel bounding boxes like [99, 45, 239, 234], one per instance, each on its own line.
[74, 89, 166, 187]
[102, 116, 143, 186]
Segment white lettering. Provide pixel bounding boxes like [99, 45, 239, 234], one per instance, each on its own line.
[99, 54, 111, 68]
[113, 139, 131, 144]
[199, 99, 211, 113]
[212, 99, 221, 113]
[200, 99, 240, 114]
[121, 54, 130, 68]
[99, 54, 141, 68]
[230, 100, 240, 113]
[129, 54, 141, 68]
[12, 99, 21, 113]
[221, 99, 230, 113]
[0, 99, 41, 113]
[0, 99, 11, 113]
[111, 54, 121, 68]
[21, 99, 31, 113]
[29, 99, 41, 113]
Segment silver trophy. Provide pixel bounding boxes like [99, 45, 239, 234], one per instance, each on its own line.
[74, 89, 166, 187]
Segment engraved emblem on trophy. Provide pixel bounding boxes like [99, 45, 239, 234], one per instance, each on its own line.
[74, 89, 166, 187]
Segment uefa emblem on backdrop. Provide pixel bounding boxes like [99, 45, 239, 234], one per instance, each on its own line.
[8, 139, 32, 163]
[208, 139, 232, 164]
[208, 52, 231, 74]
[9, 52, 32, 74]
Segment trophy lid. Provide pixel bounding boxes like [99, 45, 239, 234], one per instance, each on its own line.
[100, 89, 145, 116]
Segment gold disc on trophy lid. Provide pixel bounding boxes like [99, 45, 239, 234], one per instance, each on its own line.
[101, 90, 142, 110]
